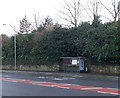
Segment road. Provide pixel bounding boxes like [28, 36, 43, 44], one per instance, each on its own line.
[0, 70, 120, 96]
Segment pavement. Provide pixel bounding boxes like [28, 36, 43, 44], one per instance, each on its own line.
[2, 70, 120, 79]
[0, 70, 120, 97]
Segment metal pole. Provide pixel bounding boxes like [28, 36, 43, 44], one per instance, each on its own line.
[14, 34, 16, 70]
[3, 24, 17, 70]
[118, 1, 120, 20]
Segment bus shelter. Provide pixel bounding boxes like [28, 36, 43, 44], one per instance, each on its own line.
[60, 57, 87, 72]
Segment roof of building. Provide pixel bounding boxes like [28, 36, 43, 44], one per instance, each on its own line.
[60, 57, 85, 59]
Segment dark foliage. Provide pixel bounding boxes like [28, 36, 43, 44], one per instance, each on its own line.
[2, 21, 119, 66]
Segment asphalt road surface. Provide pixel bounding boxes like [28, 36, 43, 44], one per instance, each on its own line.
[0, 70, 120, 96]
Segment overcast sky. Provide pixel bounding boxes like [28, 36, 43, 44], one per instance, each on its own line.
[0, 0, 119, 36]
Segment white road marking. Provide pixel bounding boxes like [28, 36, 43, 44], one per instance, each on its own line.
[3, 75, 13, 77]
[49, 85, 70, 89]
[11, 81, 18, 83]
[63, 84, 72, 85]
[53, 78, 64, 80]
[38, 76, 48, 79]
[52, 77, 76, 81]
[81, 87, 102, 90]
[57, 86, 70, 89]
[98, 91, 120, 95]
[62, 77, 75, 80]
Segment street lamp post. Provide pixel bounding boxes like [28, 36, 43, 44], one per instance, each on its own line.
[14, 34, 16, 70]
[3, 24, 17, 70]
[118, 1, 120, 20]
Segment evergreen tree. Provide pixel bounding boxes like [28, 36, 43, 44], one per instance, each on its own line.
[19, 15, 33, 34]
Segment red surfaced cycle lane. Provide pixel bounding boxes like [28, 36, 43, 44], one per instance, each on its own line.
[1, 77, 120, 95]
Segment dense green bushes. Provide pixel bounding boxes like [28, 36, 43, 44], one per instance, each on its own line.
[2, 21, 119, 66]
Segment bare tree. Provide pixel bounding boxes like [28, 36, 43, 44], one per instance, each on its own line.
[32, 12, 53, 31]
[57, 0, 82, 28]
[100, 0, 119, 21]
[91, 0, 101, 26]
[83, 0, 102, 22]
[32, 11, 42, 30]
